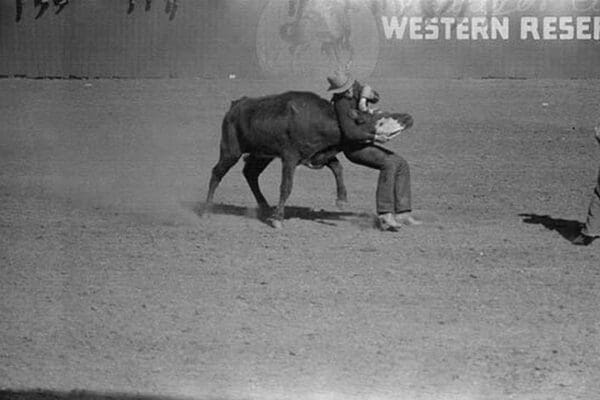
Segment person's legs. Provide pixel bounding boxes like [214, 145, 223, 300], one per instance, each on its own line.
[343, 144, 417, 229]
[391, 153, 411, 213]
[375, 154, 398, 215]
[582, 168, 600, 237]
[390, 153, 422, 225]
[573, 167, 600, 245]
[344, 144, 395, 213]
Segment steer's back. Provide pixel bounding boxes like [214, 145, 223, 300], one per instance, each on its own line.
[224, 91, 341, 159]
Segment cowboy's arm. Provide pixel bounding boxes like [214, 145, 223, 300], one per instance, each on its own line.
[595, 125, 600, 145]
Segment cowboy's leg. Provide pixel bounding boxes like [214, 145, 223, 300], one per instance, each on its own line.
[343, 144, 395, 214]
[582, 166, 600, 237]
[392, 153, 412, 214]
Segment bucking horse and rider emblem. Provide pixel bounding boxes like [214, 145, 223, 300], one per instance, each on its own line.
[279, 0, 355, 73]
[256, 0, 379, 78]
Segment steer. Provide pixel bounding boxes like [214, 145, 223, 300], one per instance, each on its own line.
[204, 84, 412, 228]
[205, 91, 351, 228]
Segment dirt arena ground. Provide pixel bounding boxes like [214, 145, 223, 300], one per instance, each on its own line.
[1, 77, 599, 400]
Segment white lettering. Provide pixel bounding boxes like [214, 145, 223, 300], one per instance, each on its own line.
[456, 18, 470, 40]
[471, 17, 489, 40]
[381, 16, 408, 39]
[543, 17, 558, 39]
[559, 17, 574, 40]
[521, 17, 540, 39]
[577, 16, 592, 39]
[409, 17, 423, 39]
[424, 18, 439, 40]
[491, 17, 510, 39]
[440, 17, 455, 40]
[380, 14, 599, 41]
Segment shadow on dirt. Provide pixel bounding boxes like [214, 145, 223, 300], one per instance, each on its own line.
[519, 213, 582, 242]
[0, 389, 191, 400]
[187, 202, 368, 225]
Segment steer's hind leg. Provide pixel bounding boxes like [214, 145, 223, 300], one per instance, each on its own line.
[270, 156, 299, 228]
[325, 157, 348, 209]
[243, 154, 274, 218]
[205, 151, 241, 214]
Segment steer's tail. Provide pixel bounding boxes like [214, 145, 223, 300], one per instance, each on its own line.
[204, 100, 245, 213]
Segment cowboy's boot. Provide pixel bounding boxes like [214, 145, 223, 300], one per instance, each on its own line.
[377, 213, 401, 232]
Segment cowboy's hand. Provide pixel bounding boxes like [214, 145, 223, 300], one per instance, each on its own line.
[360, 85, 376, 99]
[374, 134, 390, 143]
[595, 125, 600, 144]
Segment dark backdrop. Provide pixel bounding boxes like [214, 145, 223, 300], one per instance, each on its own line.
[1, 0, 599, 79]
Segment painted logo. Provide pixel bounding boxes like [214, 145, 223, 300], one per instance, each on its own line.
[256, 0, 380, 79]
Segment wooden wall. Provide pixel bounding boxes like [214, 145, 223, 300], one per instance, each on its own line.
[1, 0, 599, 79]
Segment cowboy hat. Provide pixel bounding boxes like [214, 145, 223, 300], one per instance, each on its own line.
[326, 71, 355, 93]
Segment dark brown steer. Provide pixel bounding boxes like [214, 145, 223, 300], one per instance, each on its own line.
[204, 91, 349, 228]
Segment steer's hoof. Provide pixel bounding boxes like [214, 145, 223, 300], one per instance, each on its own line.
[269, 219, 283, 229]
[198, 204, 212, 218]
[335, 199, 348, 210]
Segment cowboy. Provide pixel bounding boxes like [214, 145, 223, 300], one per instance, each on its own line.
[327, 71, 422, 231]
[572, 125, 600, 245]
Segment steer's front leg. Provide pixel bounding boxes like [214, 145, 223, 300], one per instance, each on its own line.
[325, 157, 348, 209]
[270, 156, 298, 229]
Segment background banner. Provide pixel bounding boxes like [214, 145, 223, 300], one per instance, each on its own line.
[1, 0, 599, 79]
